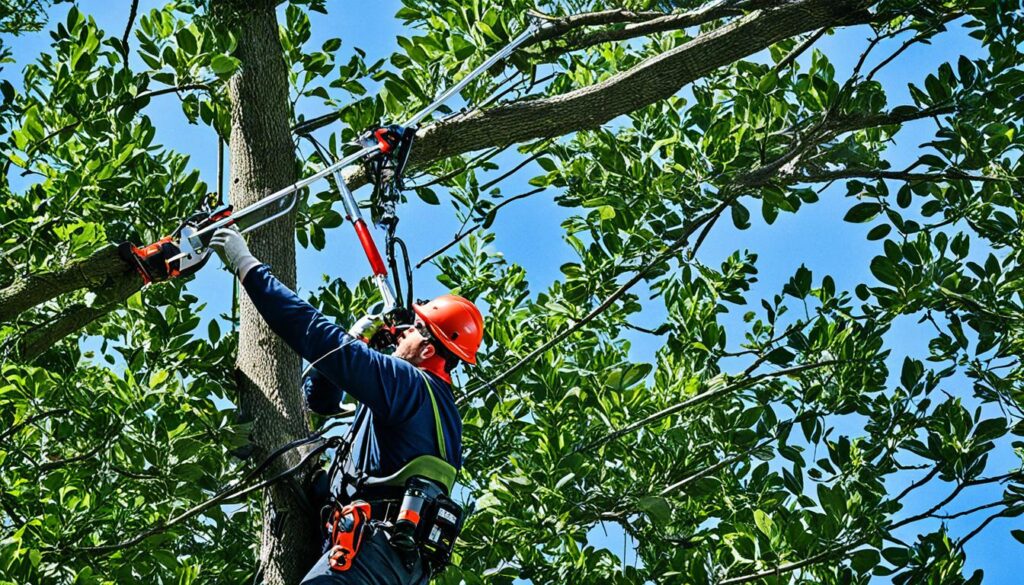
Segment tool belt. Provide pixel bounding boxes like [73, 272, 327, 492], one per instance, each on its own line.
[325, 477, 465, 576]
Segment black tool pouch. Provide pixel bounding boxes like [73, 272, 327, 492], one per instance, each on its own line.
[415, 492, 465, 574]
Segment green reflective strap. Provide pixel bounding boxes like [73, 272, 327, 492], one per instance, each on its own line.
[417, 369, 448, 461]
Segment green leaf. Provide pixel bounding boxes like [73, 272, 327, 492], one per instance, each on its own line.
[757, 70, 779, 93]
[882, 547, 911, 566]
[417, 188, 439, 205]
[207, 319, 221, 344]
[732, 202, 751, 229]
[605, 364, 653, 391]
[867, 224, 891, 240]
[753, 509, 776, 538]
[958, 55, 976, 87]
[320, 210, 344, 228]
[870, 256, 901, 287]
[149, 370, 170, 388]
[637, 496, 671, 524]
[844, 202, 881, 223]
[311, 224, 326, 250]
[974, 418, 1007, 443]
[851, 549, 880, 573]
[900, 358, 922, 389]
[176, 27, 197, 55]
[765, 347, 794, 365]
[322, 38, 342, 53]
[210, 54, 240, 76]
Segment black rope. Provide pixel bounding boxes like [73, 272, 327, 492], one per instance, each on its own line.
[388, 235, 414, 308]
[302, 131, 415, 310]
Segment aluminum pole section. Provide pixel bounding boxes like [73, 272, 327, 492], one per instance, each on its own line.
[184, 17, 550, 253]
[183, 143, 381, 251]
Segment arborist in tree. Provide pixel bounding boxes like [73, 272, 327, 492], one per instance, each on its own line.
[210, 227, 483, 584]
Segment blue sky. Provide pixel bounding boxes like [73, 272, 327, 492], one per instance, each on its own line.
[3, 1, 1020, 582]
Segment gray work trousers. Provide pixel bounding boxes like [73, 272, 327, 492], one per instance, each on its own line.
[300, 522, 429, 585]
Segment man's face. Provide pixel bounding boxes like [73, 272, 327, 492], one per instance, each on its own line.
[393, 318, 435, 364]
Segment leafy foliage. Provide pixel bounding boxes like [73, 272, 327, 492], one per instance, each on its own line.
[2, 0, 1024, 584]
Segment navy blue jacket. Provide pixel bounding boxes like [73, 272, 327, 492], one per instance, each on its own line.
[241, 265, 463, 483]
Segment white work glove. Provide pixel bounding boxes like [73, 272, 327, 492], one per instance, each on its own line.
[348, 314, 384, 341]
[209, 227, 261, 282]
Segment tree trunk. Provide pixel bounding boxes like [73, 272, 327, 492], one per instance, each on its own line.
[223, 3, 319, 583]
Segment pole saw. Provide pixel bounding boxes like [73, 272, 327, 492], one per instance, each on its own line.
[120, 15, 551, 331]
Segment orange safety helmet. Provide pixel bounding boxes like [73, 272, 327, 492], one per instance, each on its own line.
[412, 294, 484, 364]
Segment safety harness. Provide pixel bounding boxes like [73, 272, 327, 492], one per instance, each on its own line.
[323, 369, 464, 575]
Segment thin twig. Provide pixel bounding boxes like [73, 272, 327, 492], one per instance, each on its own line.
[893, 466, 940, 504]
[933, 499, 1004, 520]
[416, 187, 546, 268]
[771, 27, 828, 74]
[0, 408, 71, 442]
[958, 509, 1009, 549]
[120, 0, 140, 66]
[576, 360, 841, 453]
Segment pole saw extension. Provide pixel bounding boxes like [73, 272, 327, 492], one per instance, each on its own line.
[120, 15, 552, 310]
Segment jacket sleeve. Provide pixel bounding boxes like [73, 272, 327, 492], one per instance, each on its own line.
[303, 369, 345, 416]
[240, 264, 421, 424]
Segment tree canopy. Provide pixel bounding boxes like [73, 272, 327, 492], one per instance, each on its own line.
[2, 1, 1024, 584]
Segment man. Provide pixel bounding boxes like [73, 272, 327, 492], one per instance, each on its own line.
[210, 227, 483, 584]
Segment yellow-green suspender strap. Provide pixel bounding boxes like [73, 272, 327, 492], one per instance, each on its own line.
[417, 369, 447, 461]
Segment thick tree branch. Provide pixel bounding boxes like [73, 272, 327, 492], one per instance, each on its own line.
[531, 1, 755, 55]
[0, 244, 135, 325]
[342, 0, 876, 192]
[529, 1, 830, 57]
[10, 271, 140, 362]
[796, 168, 1016, 184]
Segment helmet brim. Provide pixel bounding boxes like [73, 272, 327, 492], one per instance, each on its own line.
[413, 303, 477, 364]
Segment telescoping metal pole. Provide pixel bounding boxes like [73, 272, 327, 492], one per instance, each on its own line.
[182, 17, 550, 306]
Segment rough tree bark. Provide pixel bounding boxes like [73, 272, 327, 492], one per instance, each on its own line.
[0, 245, 141, 361]
[220, 2, 319, 583]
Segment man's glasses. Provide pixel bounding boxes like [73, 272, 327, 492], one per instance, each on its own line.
[413, 320, 432, 339]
